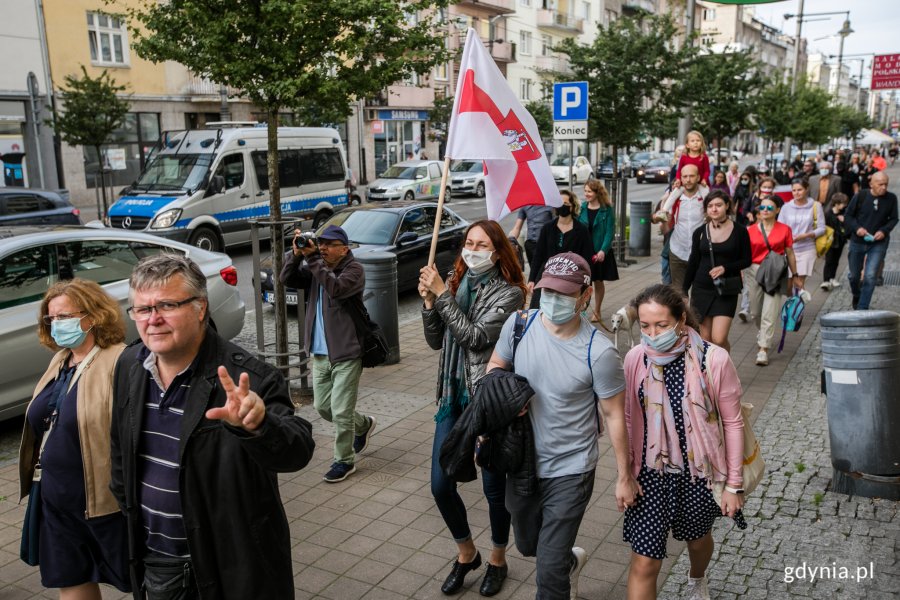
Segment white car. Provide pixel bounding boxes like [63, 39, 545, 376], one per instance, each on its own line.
[550, 156, 594, 186]
[367, 160, 450, 202]
[449, 160, 486, 197]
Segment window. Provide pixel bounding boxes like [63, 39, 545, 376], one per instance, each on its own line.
[428, 163, 441, 179]
[2, 194, 53, 215]
[415, 167, 428, 180]
[440, 208, 459, 229]
[404, 71, 420, 86]
[542, 34, 553, 56]
[300, 148, 345, 184]
[0, 245, 59, 309]
[399, 208, 434, 237]
[703, 9, 716, 21]
[581, 2, 590, 20]
[520, 78, 533, 101]
[83, 112, 160, 188]
[519, 31, 532, 55]
[520, 0, 531, 6]
[59, 241, 140, 285]
[435, 61, 448, 81]
[214, 154, 245, 189]
[87, 12, 129, 67]
[605, 9, 617, 25]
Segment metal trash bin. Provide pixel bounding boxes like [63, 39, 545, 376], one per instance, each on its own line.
[820, 310, 900, 499]
[628, 200, 652, 257]
[356, 251, 400, 365]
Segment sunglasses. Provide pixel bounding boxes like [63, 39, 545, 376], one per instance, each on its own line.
[758, 206, 776, 212]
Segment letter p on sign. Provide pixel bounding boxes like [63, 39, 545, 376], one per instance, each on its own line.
[553, 82, 589, 121]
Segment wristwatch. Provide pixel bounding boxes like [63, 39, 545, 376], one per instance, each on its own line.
[724, 485, 745, 494]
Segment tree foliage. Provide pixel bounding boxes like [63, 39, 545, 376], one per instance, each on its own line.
[555, 13, 696, 175]
[753, 77, 794, 150]
[832, 104, 872, 141]
[790, 79, 835, 148]
[524, 100, 553, 140]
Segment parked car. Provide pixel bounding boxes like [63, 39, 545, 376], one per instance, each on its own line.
[635, 157, 672, 184]
[449, 160, 486, 198]
[0, 226, 245, 420]
[596, 155, 632, 178]
[366, 160, 450, 202]
[258, 201, 469, 304]
[629, 151, 660, 177]
[0, 188, 81, 226]
[549, 156, 594, 186]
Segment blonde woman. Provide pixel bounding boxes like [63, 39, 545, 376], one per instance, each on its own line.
[578, 179, 619, 322]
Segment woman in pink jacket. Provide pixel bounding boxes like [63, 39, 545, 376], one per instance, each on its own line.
[621, 284, 745, 600]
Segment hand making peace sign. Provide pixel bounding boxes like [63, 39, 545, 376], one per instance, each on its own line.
[205, 366, 266, 431]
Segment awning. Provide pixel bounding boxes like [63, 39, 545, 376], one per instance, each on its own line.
[856, 128, 895, 145]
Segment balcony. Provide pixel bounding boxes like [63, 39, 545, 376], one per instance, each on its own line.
[385, 84, 435, 108]
[456, 0, 515, 15]
[535, 55, 572, 76]
[537, 9, 584, 34]
[622, 0, 656, 14]
[185, 74, 240, 98]
[489, 40, 516, 63]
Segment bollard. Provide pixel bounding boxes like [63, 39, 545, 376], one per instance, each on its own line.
[356, 251, 400, 365]
[628, 200, 652, 257]
[820, 310, 900, 500]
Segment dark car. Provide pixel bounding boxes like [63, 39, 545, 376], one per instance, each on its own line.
[0, 189, 81, 226]
[635, 157, 672, 184]
[629, 151, 659, 177]
[259, 201, 469, 305]
[596, 155, 632, 178]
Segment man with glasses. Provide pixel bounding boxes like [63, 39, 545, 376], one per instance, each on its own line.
[844, 171, 898, 309]
[109, 254, 316, 599]
[281, 224, 375, 483]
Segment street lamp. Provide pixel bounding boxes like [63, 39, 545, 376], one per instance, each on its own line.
[829, 54, 870, 112]
[834, 19, 854, 105]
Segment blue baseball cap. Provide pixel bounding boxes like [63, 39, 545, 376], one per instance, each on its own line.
[318, 225, 349, 245]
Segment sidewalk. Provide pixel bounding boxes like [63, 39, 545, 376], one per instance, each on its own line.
[0, 180, 897, 598]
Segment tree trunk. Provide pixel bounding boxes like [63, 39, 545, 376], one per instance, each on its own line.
[612, 145, 618, 179]
[96, 145, 108, 219]
[267, 109, 288, 369]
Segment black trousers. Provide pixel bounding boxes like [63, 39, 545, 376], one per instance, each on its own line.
[142, 555, 199, 600]
[823, 241, 845, 282]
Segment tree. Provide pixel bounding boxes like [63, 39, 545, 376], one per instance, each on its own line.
[427, 95, 454, 152]
[833, 104, 872, 142]
[790, 79, 836, 150]
[51, 66, 129, 218]
[556, 13, 696, 177]
[524, 100, 553, 141]
[125, 0, 452, 363]
[753, 77, 794, 163]
[685, 48, 766, 166]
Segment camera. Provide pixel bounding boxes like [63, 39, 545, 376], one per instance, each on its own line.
[294, 230, 317, 248]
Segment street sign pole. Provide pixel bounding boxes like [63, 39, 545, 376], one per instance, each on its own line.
[553, 81, 589, 187]
[569, 140, 574, 187]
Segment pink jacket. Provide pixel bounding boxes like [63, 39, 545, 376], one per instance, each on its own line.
[623, 343, 744, 484]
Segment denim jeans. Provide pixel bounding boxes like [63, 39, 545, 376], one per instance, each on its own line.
[660, 233, 671, 285]
[506, 471, 595, 600]
[431, 413, 510, 547]
[847, 239, 888, 309]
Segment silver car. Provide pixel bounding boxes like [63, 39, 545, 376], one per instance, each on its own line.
[367, 160, 450, 202]
[0, 226, 246, 420]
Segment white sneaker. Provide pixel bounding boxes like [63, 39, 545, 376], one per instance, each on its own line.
[755, 350, 768, 366]
[685, 575, 710, 600]
[569, 547, 587, 600]
[737, 310, 748, 322]
[798, 289, 812, 303]
[820, 281, 832, 291]
[830, 278, 842, 288]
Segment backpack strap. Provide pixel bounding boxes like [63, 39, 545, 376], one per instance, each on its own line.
[588, 329, 604, 436]
[512, 309, 537, 362]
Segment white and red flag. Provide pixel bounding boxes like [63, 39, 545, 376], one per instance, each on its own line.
[446, 29, 561, 220]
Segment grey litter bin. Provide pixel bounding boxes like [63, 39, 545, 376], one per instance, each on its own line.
[356, 251, 400, 365]
[820, 310, 900, 500]
[628, 200, 652, 257]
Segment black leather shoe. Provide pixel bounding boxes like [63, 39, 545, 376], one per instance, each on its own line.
[441, 552, 482, 595]
[479, 562, 508, 597]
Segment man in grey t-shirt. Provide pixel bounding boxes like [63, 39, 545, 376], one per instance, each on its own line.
[487, 253, 639, 600]
[509, 204, 555, 267]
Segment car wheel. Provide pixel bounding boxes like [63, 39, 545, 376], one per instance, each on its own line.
[587, 172, 594, 181]
[312, 209, 333, 229]
[444, 187, 452, 203]
[475, 182, 485, 198]
[636, 177, 643, 184]
[351, 194, 362, 206]
[404, 191, 415, 201]
[188, 226, 221, 252]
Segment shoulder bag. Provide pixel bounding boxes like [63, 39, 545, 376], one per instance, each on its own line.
[813, 202, 834, 257]
[345, 297, 389, 368]
[755, 223, 789, 295]
[706, 224, 743, 296]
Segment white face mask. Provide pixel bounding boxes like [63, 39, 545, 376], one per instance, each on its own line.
[461, 248, 495, 274]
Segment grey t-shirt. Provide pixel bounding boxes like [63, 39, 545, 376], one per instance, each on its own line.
[495, 310, 625, 478]
[518, 205, 556, 243]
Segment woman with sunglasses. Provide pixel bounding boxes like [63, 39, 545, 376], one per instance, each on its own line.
[20, 279, 130, 598]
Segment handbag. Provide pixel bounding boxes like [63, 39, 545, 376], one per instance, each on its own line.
[345, 297, 389, 368]
[711, 402, 766, 506]
[755, 223, 789, 295]
[813, 202, 834, 257]
[705, 224, 743, 296]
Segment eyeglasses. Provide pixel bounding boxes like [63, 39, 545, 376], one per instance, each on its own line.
[42, 311, 85, 325]
[758, 206, 776, 212]
[127, 297, 198, 321]
[316, 241, 346, 249]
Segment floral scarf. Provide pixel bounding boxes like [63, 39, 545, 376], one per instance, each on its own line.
[640, 327, 727, 482]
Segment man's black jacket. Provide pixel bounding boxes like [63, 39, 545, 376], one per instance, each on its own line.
[439, 370, 537, 496]
[110, 327, 315, 599]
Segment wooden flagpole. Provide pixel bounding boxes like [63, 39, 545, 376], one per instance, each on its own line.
[427, 157, 452, 266]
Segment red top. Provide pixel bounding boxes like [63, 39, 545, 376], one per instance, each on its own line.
[676, 153, 711, 185]
[748, 221, 793, 264]
[873, 156, 887, 171]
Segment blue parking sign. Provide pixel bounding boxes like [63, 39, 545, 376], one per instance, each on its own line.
[553, 82, 589, 121]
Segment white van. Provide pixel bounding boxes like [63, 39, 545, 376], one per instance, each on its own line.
[106, 125, 349, 251]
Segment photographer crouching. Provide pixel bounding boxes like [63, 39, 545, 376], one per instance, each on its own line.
[280, 225, 376, 483]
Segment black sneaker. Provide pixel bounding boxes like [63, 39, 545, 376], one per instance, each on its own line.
[875, 276, 884, 287]
[323, 462, 356, 483]
[353, 416, 376, 455]
[852, 295, 860, 310]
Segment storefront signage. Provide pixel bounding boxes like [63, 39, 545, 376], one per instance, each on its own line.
[378, 110, 429, 121]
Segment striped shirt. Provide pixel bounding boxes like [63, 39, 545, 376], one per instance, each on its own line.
[138, 349, 192, 558]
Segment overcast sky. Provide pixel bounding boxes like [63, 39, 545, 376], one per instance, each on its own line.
[748, 0, 898, 88]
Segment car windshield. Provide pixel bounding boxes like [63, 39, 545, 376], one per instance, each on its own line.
[320, 210, 401, 245]
[551, 157, 573, 166]
[646, 159, 669, 167]
[134, 153, 212, 192]
[381, 165, 420, 179]
[451, 161, 482, 173]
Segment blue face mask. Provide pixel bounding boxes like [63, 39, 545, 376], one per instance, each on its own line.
[51, 317, 90, 349]
[540, 291, 579, 325]
[641, 326, 680, 352]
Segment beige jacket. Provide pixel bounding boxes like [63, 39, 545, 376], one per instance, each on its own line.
[19, 343, 125, 518]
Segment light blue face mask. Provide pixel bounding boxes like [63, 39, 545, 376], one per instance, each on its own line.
[540, 291, 579, 325]
[641, 326, 680, 352]
[51, 317, 90, 349]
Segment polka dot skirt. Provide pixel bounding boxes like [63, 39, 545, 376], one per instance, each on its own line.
[623, 344, 747, 560]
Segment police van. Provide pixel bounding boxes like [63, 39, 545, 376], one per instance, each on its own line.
[107, 124, 349, 251]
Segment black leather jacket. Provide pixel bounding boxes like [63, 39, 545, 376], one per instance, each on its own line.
[110, 328, 315, 599]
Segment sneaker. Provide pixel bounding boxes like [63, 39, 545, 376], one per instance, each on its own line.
[353, 416, 376, 455]
[852, 295, 860, 310]
[569, 547, 587, 600]
[737, 310, 748, 323]
[820, 281, 832, 291]
[798, 289, 812, 303]
[685, 575, 710, 600]
[830, 279, 842, 288]
[323, 462, 356, 483]
[755, 350, 768, 366]
[875, 276, 884, 287]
